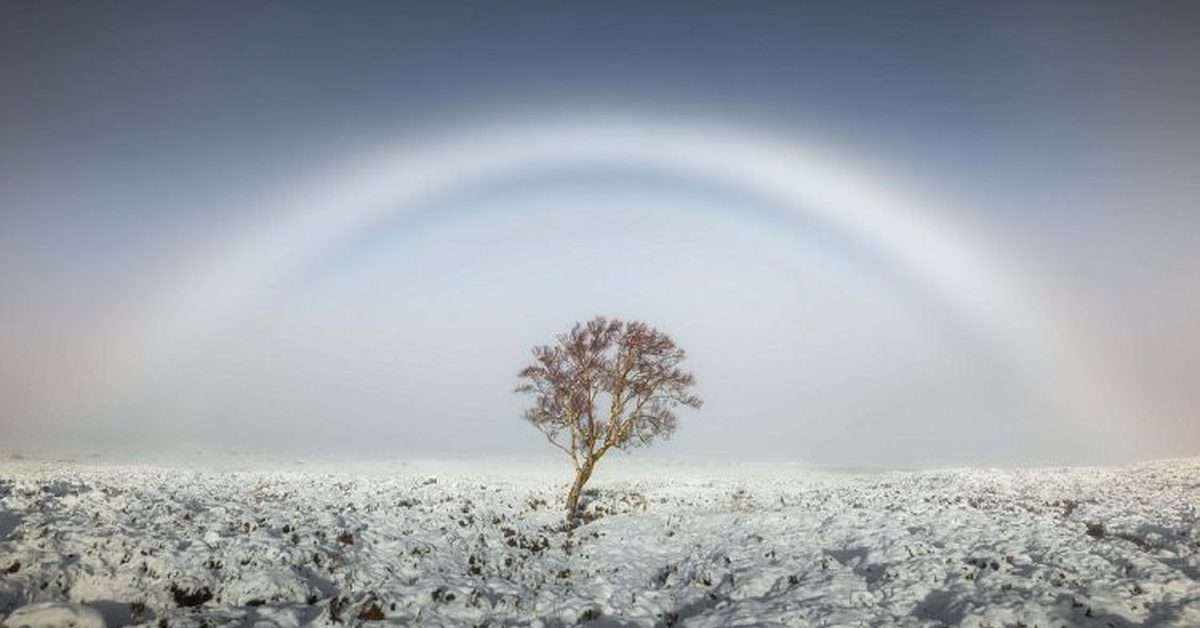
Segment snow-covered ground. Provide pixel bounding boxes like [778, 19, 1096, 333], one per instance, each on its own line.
[1, 456, 1197, 627]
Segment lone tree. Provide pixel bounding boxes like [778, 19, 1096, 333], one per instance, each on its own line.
[515, 316, 702, 520]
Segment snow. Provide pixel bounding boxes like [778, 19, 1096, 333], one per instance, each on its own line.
[1, 457, 1198, 626]
[2, 602, 106, 628]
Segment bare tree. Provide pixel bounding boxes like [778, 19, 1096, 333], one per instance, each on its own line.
[515, 316, 702, 521]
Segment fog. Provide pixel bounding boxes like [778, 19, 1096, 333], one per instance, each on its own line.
[2, 2, 1198, 466]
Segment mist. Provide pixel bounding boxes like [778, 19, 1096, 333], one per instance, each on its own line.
[2, 1, 1198, 467]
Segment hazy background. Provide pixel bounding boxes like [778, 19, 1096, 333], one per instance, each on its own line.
[1, 2, 1197, 466]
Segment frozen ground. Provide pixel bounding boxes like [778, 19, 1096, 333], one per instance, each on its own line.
[0, 456, 1197, 627]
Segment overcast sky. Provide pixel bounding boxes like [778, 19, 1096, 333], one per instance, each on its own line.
[2, 2, 1198, 466]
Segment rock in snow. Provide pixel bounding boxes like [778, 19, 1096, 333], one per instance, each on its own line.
[0, 456, 1198, 626]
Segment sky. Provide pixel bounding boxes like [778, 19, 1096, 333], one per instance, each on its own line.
[1, 1, 1198, 466]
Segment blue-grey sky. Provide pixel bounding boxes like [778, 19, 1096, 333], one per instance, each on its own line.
[1, 2, 1197, 465]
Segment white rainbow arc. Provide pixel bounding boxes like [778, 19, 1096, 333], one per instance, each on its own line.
[122, 114, 1130, 446]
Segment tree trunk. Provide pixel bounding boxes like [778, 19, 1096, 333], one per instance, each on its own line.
[564, 461, 594, 523]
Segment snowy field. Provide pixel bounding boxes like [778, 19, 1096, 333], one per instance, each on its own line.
[1, 456, 1198, 627]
